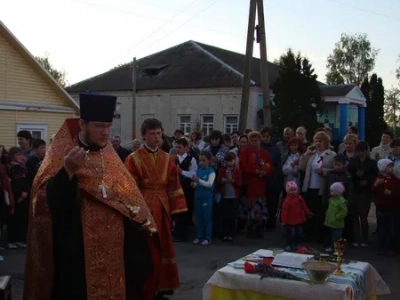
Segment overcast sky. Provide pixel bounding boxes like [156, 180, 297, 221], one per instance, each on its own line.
[1, 0, 399, 87]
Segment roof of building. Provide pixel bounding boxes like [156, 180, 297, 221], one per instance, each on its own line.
[0, 21, 79, 110]
[66, 40, 281, 93]
[319, 84, 356, 97]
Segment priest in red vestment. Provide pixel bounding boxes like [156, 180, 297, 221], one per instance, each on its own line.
[24, 93, 160, 300]
[125, 118, 187, 299]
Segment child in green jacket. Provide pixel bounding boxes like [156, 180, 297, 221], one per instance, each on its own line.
[324, 182, 348, 252]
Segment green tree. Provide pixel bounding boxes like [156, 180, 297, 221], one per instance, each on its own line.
[384, 87, 400, 135]
[362, 74, 386, 146]
[326, 33, 379, 85]
[112, 63, 129, 70]
[35, 54, 67, 87]
[272, 49, 323, 137]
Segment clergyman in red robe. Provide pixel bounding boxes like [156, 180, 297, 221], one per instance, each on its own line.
[126, 118, 187, 299]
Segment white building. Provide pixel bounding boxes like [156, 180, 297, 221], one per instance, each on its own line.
[66, 41, 280, 147]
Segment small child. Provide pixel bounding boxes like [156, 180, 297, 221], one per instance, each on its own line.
[326, 155, 353, 242]
[324, 182, 348, 252]
[371, 159, 400, 256]
[7, 147, 30, 249]
[327, 155, 352, 202]
[191, 151, 216, 246]
[174, 137, 197, 242]
[218, 152, 242, 242]
[281, 181, 312, 251]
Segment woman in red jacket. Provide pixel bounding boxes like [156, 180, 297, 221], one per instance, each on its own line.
[218, 152, 242, 242]
[239, 131, 274, 238]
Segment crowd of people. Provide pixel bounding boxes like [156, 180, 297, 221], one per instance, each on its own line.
[0, 92, 399, 299]
[159, 125, 400, 257]
[0, 131, 46, 250]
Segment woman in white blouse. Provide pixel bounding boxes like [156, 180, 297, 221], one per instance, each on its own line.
[282, 137, 304, 190]
[299, 131, 336, 242]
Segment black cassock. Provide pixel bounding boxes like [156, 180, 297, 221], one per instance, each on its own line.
[47, 168, 154, 300]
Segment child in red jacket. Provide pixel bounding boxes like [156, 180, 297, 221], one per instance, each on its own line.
[281, 181, 312, 251]
[218, 152, 242, 242]
[371, 159, 400, 256]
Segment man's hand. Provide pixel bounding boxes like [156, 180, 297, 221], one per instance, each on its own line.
[64, 146, 86, 179]
[375, 178, 384, 186]
[384, 189, 392, 196]
[192, 176, 200, 183]
[21, 192, 28, 199]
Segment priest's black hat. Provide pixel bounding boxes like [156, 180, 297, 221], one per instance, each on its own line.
[79, 93, 117, 123]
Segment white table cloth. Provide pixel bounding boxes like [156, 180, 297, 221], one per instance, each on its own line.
[203, 250, 390, 300]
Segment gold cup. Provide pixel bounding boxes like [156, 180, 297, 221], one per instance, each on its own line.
[333, 239, 346, 276]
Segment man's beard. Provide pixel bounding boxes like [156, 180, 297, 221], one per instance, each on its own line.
[82, 132, 107, 149]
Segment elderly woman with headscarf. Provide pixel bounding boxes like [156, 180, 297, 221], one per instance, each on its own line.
[299, 131, 336, 242]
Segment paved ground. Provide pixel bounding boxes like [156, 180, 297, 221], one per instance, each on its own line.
[1, 205, 399, 299]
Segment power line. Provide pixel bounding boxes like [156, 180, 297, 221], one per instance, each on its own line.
[68, 0, 243, 44]
[122, 0, 201, 56]
[124, 0, 238, 24]
[69, 0, 239, 26]
[324, 0, 400, 22]
[134, 0, 223, 57]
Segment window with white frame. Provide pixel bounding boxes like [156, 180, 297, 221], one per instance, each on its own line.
[178, 115, 191, 134]
[201, 115, 214, 136]
[224, 115, 238, 134]
[16, 123, 48, 141]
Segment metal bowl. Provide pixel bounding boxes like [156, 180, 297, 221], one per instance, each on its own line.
[302, 261, 336, 283]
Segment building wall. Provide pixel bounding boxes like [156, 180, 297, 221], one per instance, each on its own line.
[70, 87, 260, 147]
[0, 33, 72, 107]
[0, 110, 75, 149]
[0, 27, 78, 148]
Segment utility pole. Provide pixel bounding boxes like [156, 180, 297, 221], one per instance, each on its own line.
[256, 0, 271, 128]
[239, 0, 257, 133]
[131, 57, 137, 139]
